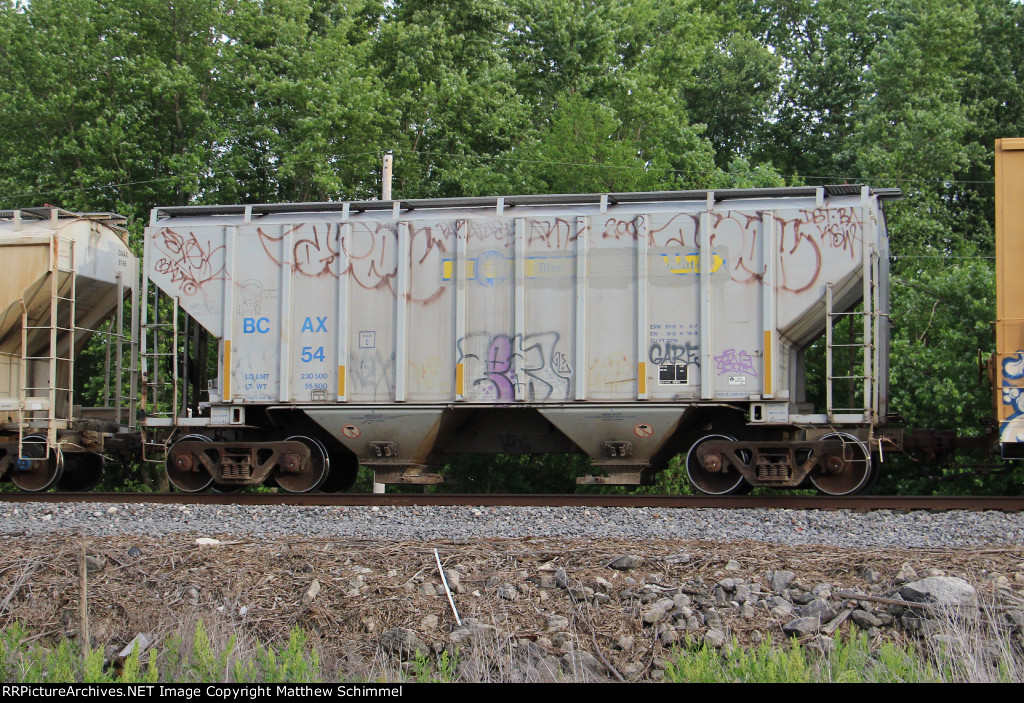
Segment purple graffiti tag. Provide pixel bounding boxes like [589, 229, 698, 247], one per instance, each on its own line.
[455, 332, 572, 402]
[714, 349, 758, 377]
[483, 335, 517, 401]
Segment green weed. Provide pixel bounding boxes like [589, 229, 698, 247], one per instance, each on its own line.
[665, 633, 946, 683]
[409, 649, 459, 683]
[0, 620, 324, 684]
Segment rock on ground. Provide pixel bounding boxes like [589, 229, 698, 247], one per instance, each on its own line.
[899, 577, 979, 610]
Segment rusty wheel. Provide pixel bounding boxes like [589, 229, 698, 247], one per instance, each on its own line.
[685, 434, 749, 495]
[810, 432, 872, 496]
[275, 435, 329, 494]
[57, 452, 104, 492]
[166, 434, 215, 493]
[11, 435, 63, 492]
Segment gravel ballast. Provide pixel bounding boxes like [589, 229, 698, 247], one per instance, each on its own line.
[1, 502, 1022, 547]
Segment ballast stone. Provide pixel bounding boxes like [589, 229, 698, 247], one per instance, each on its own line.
[497, 583, 519, 601]
[449, 622, 496, 646]
[799, 597, 837, 623]
[608, 555, 643, 570]
[769, 570, 796, 592]
[642, 598, 675, 624]
[851, 609, 883, 629]
[703, 609, 724, 631]
[301, 580, 320, 606]
[782, 617, 822, 637]
[419, 615, 438, 630]
[895, 563, 919, 583]
[546, 615, 570, 631]
[444, 568, 463, 593]
[381, 628, 428, 659]
[703, 629, 727, 648]
[84, 555, 107, 574]
[899, 577, 978, 610]
[560, 650, 605, 677]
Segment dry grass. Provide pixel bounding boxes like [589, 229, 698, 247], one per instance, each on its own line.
[922, 598, 1024, 682]
[0, 535, 1021, 681]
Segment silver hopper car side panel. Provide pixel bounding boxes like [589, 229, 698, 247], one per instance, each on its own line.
[143, 186, 899, 494]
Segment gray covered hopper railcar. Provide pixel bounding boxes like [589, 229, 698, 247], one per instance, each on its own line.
[0, 208, 138, 492]
[144, 185, 900, 495]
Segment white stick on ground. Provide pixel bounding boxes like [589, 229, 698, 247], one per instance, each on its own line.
[434, 548, 462, 627]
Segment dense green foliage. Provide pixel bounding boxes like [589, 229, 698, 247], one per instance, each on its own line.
[1, 0, 1021, 493]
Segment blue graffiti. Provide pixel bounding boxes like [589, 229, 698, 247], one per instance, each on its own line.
[1000, 352, 1024, 441]
[1003, 352, 1024, 380]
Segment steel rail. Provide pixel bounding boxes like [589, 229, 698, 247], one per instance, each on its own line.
[1, 493, 1023, 512]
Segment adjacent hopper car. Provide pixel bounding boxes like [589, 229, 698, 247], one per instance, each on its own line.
[0, 208, 137, 491]
[1, 140, 1021, 495]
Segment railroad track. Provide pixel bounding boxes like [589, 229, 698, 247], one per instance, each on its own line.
[1, 492, 1023, 512]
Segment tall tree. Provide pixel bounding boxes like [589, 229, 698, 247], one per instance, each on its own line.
[507, 0, 734, 192]
[735, 0, 890, 181]
[0, 0, 225, 219]
[847, 0, 979, 194]
[371, 0, 534, 198]
[216, 0, 389, 203]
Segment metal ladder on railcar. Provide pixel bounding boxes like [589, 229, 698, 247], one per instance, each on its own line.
[139, 276, 181, 464]
[824, 248, 883, 425]
[96, 272, 139, 433]
[18, 237, 77, 459]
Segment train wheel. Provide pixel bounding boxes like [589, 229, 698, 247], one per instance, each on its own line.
[318, 452, 359, 493]
[810, 432, 872, 496]
[275, 435, 329, 493]
[57, 452, 103, 492]
[685, 434, 749, 495]
[862, 452, 885, 493]
[11, 435, 63, 492]
[166, 434, 215, 493]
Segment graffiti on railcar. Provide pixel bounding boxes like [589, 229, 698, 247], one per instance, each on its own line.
[649, 340, 700, 367]
[1000, 351, 1024, 441]
[645, 207, 865, 294]
[797, 207, 864, 257]
[441, 249, 510, 287]
[290, 225, 340, 277]
[527, 217, 577, 249]
[602, 215, 645, 242]
[714, 348, 759, 377]
[349, 348, 396, 398]
[649, 212, 700, 247]
[151, 228, 228, 296]
[255, 221, 453, 303]
[440, 250, 576, 285]
[456, 331, 572, 401]
[252, 219, 530, 304]
[238, 279, 276, 317]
